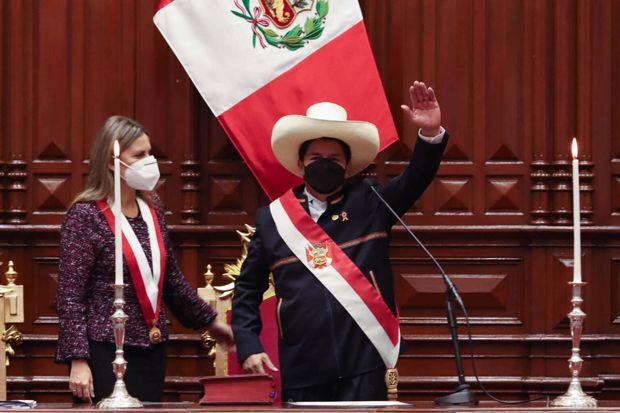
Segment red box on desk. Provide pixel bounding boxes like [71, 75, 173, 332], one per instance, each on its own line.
[199, 374, 277, 405]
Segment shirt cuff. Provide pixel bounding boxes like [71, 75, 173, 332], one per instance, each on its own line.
[418, 126, 446, 144]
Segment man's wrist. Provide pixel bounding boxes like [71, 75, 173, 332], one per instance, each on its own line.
[420, 127, 442, 137]
[418, 126, 445, 144]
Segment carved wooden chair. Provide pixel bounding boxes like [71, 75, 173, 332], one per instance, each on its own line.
[197, 226, 281, 398]
[0, 261, 24, 400]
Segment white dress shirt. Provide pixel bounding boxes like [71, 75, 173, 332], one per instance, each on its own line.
[304, 187, 328, 222]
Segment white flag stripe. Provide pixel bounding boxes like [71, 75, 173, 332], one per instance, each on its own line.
[269, 198, 400, 368]
[154, 0, 363, 116]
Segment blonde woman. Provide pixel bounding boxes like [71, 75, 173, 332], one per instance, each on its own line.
[56, 116, 234, 403]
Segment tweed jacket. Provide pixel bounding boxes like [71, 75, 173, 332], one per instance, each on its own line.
[56, 199, 217, 362]
[231, 135, 449, 390]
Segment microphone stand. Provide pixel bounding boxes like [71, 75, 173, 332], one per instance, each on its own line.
[434, 288, 478, 405]
[364, 179, 478, 405]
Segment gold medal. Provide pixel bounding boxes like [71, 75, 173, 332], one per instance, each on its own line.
[149, 325, 162, 344]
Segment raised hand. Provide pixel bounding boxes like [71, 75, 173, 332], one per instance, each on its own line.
[401, 80, 442, 137]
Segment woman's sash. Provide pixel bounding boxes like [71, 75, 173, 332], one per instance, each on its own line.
[97, 198, 167, 339]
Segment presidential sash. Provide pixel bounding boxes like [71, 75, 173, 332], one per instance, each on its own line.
[269, 189, 400, 368]
[97, 198, 167, 343]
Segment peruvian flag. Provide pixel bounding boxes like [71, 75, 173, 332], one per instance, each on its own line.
[154, 0, 397, 199]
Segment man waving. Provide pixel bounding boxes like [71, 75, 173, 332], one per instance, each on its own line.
[232, 81, 447, 402]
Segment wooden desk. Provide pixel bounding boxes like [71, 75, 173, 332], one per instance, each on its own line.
[2, 401, 620, 412]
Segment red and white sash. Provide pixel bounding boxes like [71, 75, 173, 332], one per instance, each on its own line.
[97, 198, 167, 330]
[269, 189, 400, 368]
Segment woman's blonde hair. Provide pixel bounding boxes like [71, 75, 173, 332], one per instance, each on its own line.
[71, 116, 150, 207]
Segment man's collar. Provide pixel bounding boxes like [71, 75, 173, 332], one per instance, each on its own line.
[303, 187, 326, 206]
[294, 184, 345, 205]
[293, 184, 307, 203]
[326, 188, 344, 205]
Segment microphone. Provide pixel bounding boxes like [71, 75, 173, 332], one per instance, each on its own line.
[363, 178, 464, 308]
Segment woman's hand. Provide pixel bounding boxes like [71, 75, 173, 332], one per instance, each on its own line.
[206, 320, 236, 351]
[69, 359, 94, 403]
[401, 80, 442, 137]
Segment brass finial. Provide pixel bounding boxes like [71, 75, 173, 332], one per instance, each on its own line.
[200, 330, 216, 358]
[2, 325, 22, 366]
[5, 261, 17, 286]
[204, 264, 214, 287]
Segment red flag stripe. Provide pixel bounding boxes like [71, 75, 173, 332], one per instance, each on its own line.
[218, 21, 397, 199]
[156, 0, 174, 12]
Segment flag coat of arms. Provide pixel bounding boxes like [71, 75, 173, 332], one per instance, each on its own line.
[154, 0, 398, 199]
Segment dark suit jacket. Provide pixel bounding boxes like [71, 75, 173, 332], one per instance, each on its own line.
[231, 135, 449, 390]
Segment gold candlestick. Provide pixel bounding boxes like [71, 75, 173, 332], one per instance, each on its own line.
[551, 282, 597, 408]
[97, 285, 143, 409]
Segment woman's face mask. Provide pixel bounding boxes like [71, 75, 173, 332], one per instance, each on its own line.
[120, 155, 160, 191]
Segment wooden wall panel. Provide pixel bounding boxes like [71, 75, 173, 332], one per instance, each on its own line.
[1, 0, 620, 403]
[395, 256, 524, 326]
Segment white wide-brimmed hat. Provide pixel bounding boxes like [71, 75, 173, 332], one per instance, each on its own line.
[271, 102, 380, 178]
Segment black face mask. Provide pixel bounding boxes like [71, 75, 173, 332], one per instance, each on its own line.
[303, 158, 346, 194]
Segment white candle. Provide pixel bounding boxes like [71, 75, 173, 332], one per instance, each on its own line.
[571, 138, 581, 284]
[114, 140, 123, 285]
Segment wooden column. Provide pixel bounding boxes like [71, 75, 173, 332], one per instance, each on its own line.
[0, 162, 5, 224]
